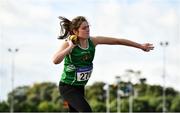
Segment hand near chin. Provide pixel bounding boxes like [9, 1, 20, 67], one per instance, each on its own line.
[67, 39, 76, 49]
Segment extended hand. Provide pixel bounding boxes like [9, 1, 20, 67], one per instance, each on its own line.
[141, 43, 154, 52]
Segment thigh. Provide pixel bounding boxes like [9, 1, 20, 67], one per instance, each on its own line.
[68, 103, 78, 112]
[59, 83, 92, 112]
[65, 90, 92, 112]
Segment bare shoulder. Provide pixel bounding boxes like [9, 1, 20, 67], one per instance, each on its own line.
[90, 36, 107, 46]
[90, 36, 98, 46]
[90, 36, 117, 45]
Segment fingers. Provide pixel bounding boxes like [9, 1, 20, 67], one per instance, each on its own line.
[148, 45, 154, 50]
[148, 44, 154, 50]
[66, 39, 76, 49]
[142, 43, 154, 52]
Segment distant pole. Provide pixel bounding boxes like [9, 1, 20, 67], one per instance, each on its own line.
[115, 76, 121, 113]
[160, 41, 169, 113]
[8, 48, 19, 113]
[0, 26, 3, 102]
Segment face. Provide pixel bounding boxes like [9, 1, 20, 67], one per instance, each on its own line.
[75, 21, 90, 39]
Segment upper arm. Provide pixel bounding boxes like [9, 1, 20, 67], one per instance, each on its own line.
[52, 40, 69, 64]
[91, 36, 145, 50]
[54, 40, 69, 55]
[91, 36, 119, 46]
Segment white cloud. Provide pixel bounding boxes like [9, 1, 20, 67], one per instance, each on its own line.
[0, 0, 54, 29]
[158, 9, 178, 27]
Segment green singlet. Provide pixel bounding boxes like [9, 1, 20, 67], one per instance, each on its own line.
[60, 38, 95, 86]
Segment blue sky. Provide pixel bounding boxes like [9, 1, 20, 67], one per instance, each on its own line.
[0, 0, 179, 101]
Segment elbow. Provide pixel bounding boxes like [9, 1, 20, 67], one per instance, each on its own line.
[52, 54, 64, 64]
[52, 58, 61, 65]
[53, 60, 59, 64]
[53, 59, 61, 65]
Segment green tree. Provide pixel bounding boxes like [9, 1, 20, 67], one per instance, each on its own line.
[7, 86, 30, 111]
[145, 85, 162, 97]
[110, 99, 117, 112]
[6, 82, 63, 112]
[133, 96, 155, 112]
[170, 95, 180, 111]
[148, 96, 161, 112]
[0, 101, 9, 111]
[86, 82, 105, 102]
[4, 80, 180, 112]
[90, 99, 106, 112]
[120, 99, 129, 112]
[38, 101, 54, 111]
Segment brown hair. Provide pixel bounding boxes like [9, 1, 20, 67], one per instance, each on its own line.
[58, 16, 88, 39]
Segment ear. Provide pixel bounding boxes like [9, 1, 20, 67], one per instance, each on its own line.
[73, 30, 78, 35]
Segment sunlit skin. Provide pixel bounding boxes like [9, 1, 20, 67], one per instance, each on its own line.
[73, 21, 90, 48]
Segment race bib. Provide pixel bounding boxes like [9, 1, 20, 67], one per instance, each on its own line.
[76, 66, 93, 81]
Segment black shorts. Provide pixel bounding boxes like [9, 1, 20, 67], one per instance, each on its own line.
[59, 81, 92, 112]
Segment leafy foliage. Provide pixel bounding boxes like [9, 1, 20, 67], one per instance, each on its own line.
[0, 81, 180, 112]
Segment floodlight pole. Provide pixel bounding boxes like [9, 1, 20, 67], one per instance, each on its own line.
[8, 48, 19, 113]
[160, 41, 169, 113]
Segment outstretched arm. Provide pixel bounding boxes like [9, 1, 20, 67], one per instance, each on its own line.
[92, 36, 154, 52]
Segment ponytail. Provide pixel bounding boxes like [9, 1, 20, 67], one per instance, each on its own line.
[58, 16, 71, 39]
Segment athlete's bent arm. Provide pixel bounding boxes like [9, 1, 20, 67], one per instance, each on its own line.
[92, 36, 154, 52]
[53, 40, 75, 64]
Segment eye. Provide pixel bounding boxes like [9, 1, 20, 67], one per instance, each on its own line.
[82, 25, 89, 30]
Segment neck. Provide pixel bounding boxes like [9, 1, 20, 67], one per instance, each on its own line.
[79, 39, 88, 48]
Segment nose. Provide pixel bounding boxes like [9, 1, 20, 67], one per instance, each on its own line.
[86, 28, 89, 32]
